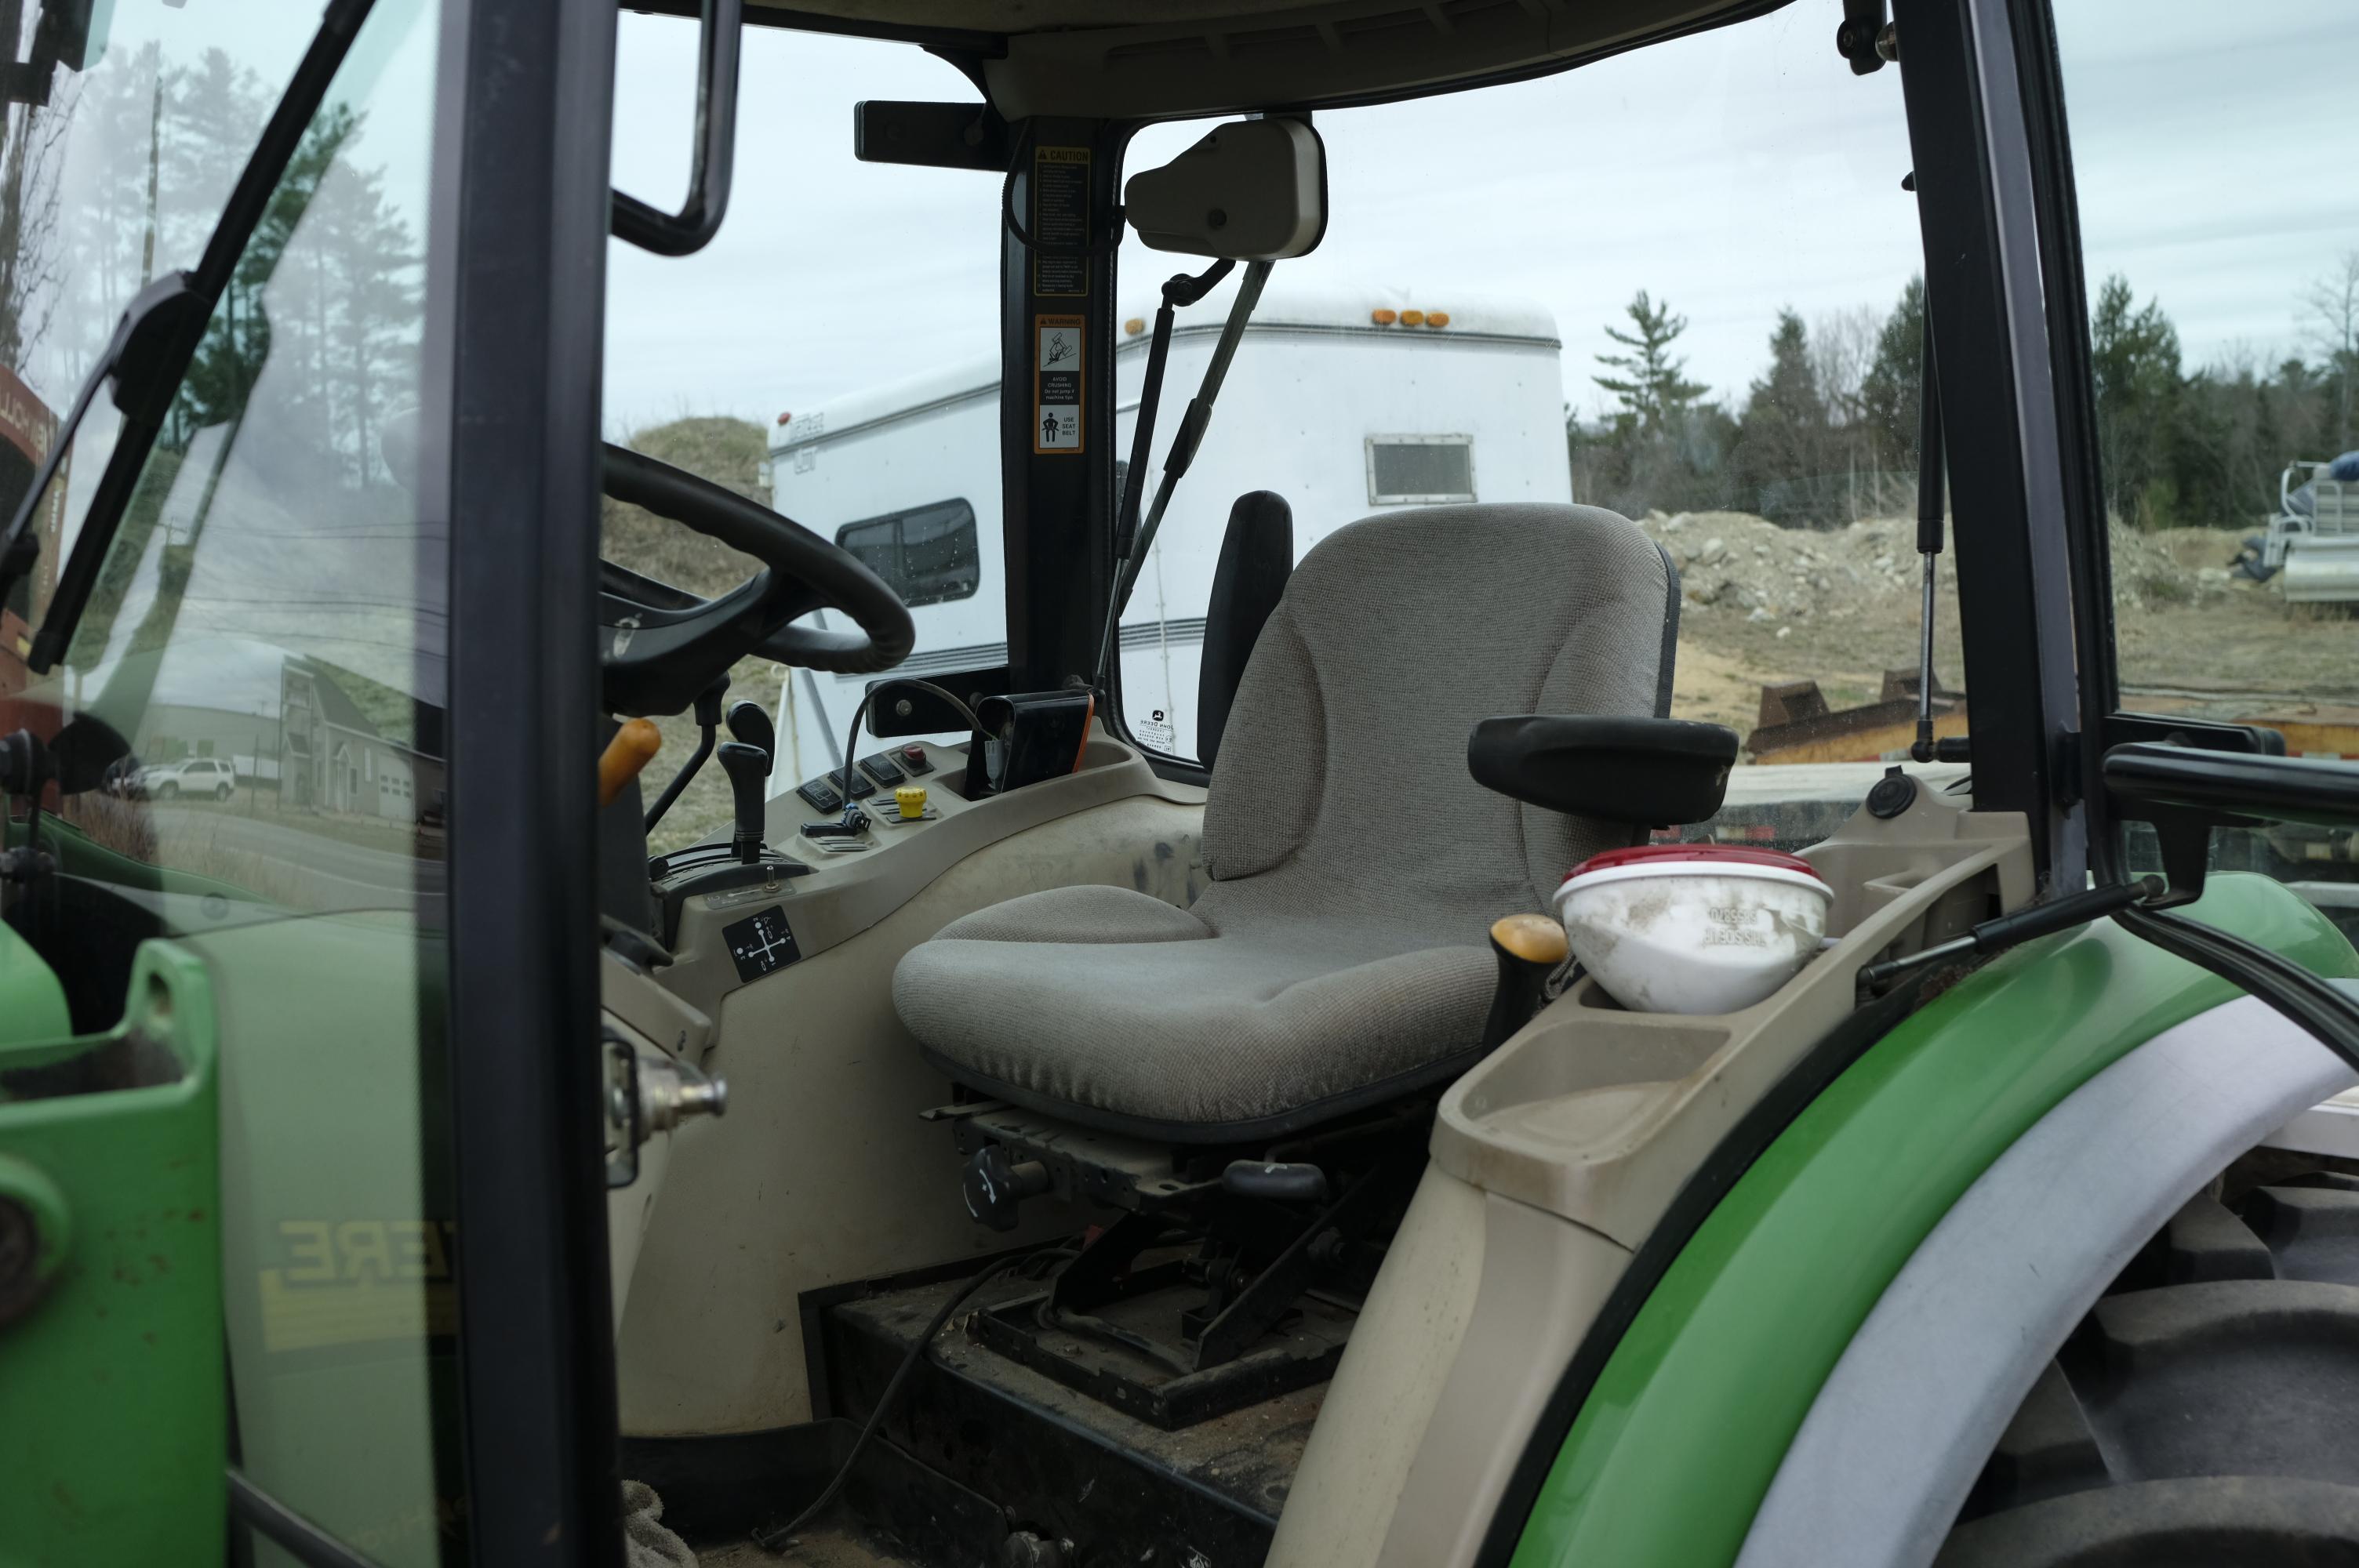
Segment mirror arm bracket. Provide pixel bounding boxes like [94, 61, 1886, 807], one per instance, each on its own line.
[611, 0, 742, 257]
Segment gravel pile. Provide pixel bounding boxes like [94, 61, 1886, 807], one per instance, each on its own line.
[1636, 508, 2242, 627]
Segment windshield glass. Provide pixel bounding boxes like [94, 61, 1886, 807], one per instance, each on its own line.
[1112, 8, 1955, 844]
[599, 11, 1960, 856]
[0, 2, 324, 655]
[603, 18, 997, 853]
[2051, 0, 2358, 932]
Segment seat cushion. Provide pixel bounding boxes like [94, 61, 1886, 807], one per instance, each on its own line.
[895, 504, 1676, 1138]
[893, 884, 1495, 1139]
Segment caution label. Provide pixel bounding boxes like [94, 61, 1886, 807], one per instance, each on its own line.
[1030, 146, 1090, 298]
[1034, 315, 1085, 453]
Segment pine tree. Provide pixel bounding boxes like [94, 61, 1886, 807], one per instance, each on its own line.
[2088, 274, 2183, 526]
[1732, 309, 1839, 523]
[1857, 275, 1925, 470]
[1593, 290, 1707, 434]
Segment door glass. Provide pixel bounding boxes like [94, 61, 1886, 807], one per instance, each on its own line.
[4, 0, 460, 1560]
[602, 20, 1001, 851]
[1111, 6, 1961, 855]
[2050, 0, 2359, 937]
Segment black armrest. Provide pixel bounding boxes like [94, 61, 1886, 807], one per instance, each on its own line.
[1468, 715, 1739, 828]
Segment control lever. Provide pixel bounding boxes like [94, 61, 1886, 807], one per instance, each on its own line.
[725, 699, 775, 757]
[964, 1145, 1050, 1232]
[1222, 1160, 1329, 1202]
[714, 740, 771, 864]
[1483, 913, 1568, 1048]
[645, 675, 728, 833]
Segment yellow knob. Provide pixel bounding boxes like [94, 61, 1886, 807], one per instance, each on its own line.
[597, 718, 662, 808]
[1490, 913, 1568, 965]
[896, 785, 927, 820]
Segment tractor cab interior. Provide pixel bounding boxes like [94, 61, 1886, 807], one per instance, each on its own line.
[575, 9, 2025, 1562]
[18, 0, 2353, 1563]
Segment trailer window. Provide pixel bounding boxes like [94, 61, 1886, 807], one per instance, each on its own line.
[1367, 437, 1476, 505]
[837, 499, 980, 608]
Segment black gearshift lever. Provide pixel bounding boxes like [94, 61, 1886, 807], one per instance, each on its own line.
[715, 741, 771, 864]
[725, 699, 775, 757]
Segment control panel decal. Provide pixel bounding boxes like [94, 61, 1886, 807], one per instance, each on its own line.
[724, 906, 801, 982]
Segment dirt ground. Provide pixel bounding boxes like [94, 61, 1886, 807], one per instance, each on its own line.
[1634, 509, 2358, 741]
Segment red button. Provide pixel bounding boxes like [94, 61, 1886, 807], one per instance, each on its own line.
[900, 744, 925, 764]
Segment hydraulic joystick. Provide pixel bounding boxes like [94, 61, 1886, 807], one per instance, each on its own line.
[715, 740, 772, 865]
[725, 699, 776, 757]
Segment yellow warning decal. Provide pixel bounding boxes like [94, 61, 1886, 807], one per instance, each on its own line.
[1030, 146, 1090, 298]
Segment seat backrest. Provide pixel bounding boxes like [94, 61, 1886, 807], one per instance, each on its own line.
[1194, 503, 1677, 943]
[1198, 490, 1295, 770]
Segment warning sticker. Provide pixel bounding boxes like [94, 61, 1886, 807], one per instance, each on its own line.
[1034, 314, 1085, 454]
[1030, 147, 1090, 298]
[1133, 708, 1176, 752]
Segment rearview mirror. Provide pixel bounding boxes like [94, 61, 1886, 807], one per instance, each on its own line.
[1124, 118, 1325, 262]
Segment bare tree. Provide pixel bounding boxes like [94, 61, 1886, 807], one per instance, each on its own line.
[1809, 304, 1881, 426]
[2301, 249, 2359, 441]
[0, 68, 78, 372]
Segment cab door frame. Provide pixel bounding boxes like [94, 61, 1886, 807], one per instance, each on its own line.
[428, 0, 625, 1562]
[1888, 0, 2089, 896]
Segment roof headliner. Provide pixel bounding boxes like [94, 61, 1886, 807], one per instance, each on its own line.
[729, 0, 1788, 121]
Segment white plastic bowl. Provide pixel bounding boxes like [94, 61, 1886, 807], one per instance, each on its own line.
[1552, 847, 1831, 1015]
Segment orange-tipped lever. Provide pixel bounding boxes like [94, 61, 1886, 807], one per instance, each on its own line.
[598, 718, 663, 808]
[1483, 913, 1569, 1047]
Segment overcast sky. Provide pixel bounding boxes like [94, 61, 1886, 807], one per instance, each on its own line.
[603, 1, 2359, 436]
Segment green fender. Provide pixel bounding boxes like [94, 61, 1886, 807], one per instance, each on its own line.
[1509, 872, 2359, 1567]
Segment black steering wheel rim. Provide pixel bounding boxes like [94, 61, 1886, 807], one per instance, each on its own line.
[598, 443, 914, 714]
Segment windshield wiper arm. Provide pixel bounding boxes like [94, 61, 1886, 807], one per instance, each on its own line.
[0, 0, 373, 674]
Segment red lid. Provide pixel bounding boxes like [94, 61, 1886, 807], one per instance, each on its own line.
[1565, 844, 1824, 882]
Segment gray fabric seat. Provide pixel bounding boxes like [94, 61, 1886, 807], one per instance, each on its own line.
[893, 503, 1678, 1140]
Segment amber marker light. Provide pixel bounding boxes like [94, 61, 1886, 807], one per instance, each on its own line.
[1124, 318, 1146, 335]
[1370, 308, 1398, 325]
[1426, 310, 1451, 328]
[1399, 309, 1425, 326]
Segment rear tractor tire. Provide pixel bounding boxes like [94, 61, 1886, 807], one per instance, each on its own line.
[1940, 1171, 2359, 1566]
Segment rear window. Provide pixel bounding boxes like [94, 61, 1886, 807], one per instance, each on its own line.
[1368, 436, 1477, 504]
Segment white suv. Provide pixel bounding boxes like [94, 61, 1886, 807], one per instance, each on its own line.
[130, 756, 238, 802]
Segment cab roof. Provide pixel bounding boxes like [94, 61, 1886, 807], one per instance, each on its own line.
[731, 0, 1783, 120]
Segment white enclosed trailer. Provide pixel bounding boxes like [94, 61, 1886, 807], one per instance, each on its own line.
[767, 280, 1570, 795]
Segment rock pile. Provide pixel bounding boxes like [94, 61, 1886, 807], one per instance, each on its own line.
[1635, 508, 2241, 623]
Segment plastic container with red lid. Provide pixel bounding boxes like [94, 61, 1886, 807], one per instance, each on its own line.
[1553, 840, 1833, 1014]
[1567, 843, 1826, 881]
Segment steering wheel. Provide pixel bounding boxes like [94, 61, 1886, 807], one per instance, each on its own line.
[598, 444, 915, 715]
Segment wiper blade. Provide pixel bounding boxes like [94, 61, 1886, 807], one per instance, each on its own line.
[0, 0, 373, 674]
